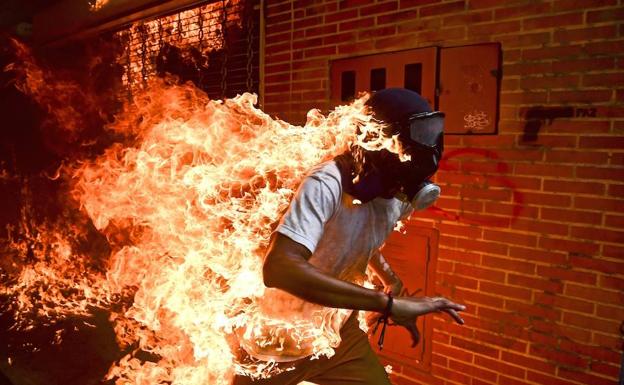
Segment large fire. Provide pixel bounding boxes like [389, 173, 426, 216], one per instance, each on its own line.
[1, 40, 406, 384]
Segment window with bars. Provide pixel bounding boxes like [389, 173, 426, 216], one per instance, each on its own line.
[115, 0, 260, 100]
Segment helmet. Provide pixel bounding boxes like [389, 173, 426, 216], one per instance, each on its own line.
[365, 88, 445, 210]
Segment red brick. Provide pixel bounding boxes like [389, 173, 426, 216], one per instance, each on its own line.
[461, 187, 512, 201]
[437, 223, 482, 239]
[543, 179, 605, 195]
[451, 336, 500, 358]
[552, 295, 595, 313]
[305, 24, 337, 37]
[545, 150, 609, 164]
[500, 91, 548, 104]
[357, 25, 396, 40]
[433, 342, 474, 363]
[502, 351, 557, 375]
[574, 196, 624, 212]
[577, 166, 624, 181]
[529, 345, 589, 369]
[304, 3, 337, 17]
[571, 226, 624, 243]
[420, 1, 465, 17]
[579, 135, 624, 149]
[554, 25, 618, 43]
[304, 45, 336, 58]
[469, 20, 521, 35]
[603, 244, 624, 259]
[456, 238, 509, 257]
[587, 7, 624, 23]
[511, 218, 569, 237]
[455, 263, 506, 282]
[485, 202, 539, 219]
[524, 45, 584, 61]
[439, 272, 479, 290]
[571, 255, 624, 274]
[591, 362, 620, 378]
[504, 62, 552, 76]
[477, 307, 529, 327]
[338, 0, 370, 9]
[324, 9, 358, 23]
[359, 1, 398, 16]
[563, 312, 621, 334]
[418, 26, 466, 42]
[507, 299, 560, 320]
[520, 75, 579, 89]
[536, 265, 597, 285]
[495, 2, 552, 19]
[545, 120, 611, 135]
[524, 134, 578, 148]
[566, 283, 624, 304]
[521, 192, 572, 208]
[475, 356, 525, 379]
[323, 32, 357, 45]
[584, 39, 624, 56]
[600, 275, 624, 291]
[483, 255, 536, 274]
[508, 273, 563, 293]
[377, 9, 419, 25]
[605, 214, 624, 228]
[337, 40, 374, 54]
[399, 0, 440, 8]
[597, 304, 624, 320]
[559, 368, 613, 385]
[483, 230, 537, 247]
[550, 90, 613, 103]
[490, 174, 542, 190]
[540, 207, 602, 226]
[443, 10, 492, 26]
[430, 365, 472, 385]
[539, 236, 599, 255]
[525, 12, 584, 29]
[511, 245, 568, 265]
[448, 359, 497, 382]
[480, 281, 532, 300]
[553, 0, 617, 11]
[528, 371, 583, 385]
[294, 15, 322, 29]
[552, 57, 615, 73]
[607, 184, 624, 197]
[514, 163, 574, 178]
[339, 17, 374, 31]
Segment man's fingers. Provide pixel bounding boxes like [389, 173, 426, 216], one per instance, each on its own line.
[443, 308, 464, 325]
[406, 322, 420, 347]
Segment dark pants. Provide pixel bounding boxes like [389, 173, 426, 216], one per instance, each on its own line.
[232, 313, 391, 385]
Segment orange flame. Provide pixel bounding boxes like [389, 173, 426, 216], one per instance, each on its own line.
[3, 41, 408, 383]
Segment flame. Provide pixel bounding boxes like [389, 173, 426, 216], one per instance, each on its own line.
[118, 1, 242, 92]
[3, 40, 408, 384]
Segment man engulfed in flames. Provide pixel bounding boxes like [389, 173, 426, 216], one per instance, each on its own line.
[234, 88, 465, 385]
[3, 40, 464, 384]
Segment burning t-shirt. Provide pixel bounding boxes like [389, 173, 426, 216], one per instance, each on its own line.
[239, 160, 413, 362]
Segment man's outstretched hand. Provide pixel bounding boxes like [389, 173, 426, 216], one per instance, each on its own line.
[390, 296, 466, 347]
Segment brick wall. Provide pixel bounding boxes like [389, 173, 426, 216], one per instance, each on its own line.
[262, 1, 624, 384]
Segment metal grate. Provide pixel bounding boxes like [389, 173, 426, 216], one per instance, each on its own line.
[116, 0, 259, 100]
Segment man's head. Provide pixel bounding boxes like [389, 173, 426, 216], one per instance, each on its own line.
[347, 88, 444, 209]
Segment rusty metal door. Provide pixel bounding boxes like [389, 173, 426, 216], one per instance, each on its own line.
[370, 225, 439, 372]
[330, 47, 438, 108]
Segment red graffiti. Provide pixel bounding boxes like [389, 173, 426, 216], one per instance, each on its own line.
[428, 148, 525, 227]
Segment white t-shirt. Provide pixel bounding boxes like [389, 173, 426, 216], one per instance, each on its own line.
[246, 160, 413, 361]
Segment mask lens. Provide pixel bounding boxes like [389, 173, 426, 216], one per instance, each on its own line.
[408, 112, 445, 147]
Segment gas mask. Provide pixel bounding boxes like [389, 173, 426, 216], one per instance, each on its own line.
[393, 111, 445, 211]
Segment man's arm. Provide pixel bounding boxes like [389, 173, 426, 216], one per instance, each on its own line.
[263, 233, 389, 312]
[368, 249, 403, 296]
[263, 233, 466, 346]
